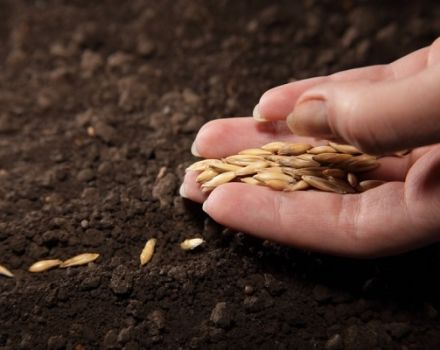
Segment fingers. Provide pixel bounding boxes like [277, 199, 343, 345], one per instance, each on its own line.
[287, 63, 440, 154]
[201, 182, 435, 257]
[191, 117, 318, 158]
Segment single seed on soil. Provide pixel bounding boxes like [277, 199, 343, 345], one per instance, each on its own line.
[278, 143, 312, 155]
[307, 146, 337, 154]
[302, 175, 354, 194]
[238, 148, 272, 156]
[234, 160, 268, 176]
[357, 180, 385, 192]
[196, 168, 218, 183]
[180, 238, 205, 250]
[201, 171, 236, 192]
[29, 259, 63, 273]
[329, 142, 361, 154]
[59, 253, 100, 268]
[140, 238, 157, 266]
[0, 264, 14, 278]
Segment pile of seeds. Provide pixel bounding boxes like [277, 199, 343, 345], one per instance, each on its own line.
[187, 141, 386, 194]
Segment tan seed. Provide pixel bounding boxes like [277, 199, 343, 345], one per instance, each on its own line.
[357, 180, 385, 192]
[0, 264, 14, 278]
[343, 155, 379, 172]
[238, 148, 273, 156]
[59, 253, 100, 268]
[186, 159, 219, 172]
[234, 161, 268, 176]
[283, 167, 327, 178]
[263, 179, 291, 191]
[393, 149, 410, 157]
[347, 173, 358, 187]
[322, 168, 346, 178]
[297, 154, 316, 161]
[307, 146, 337, 154]
[140, 238, 157, 266]
[224, 155, 265, 166]
[201, 171, 236, 192]
[284, 180, 310, 192]
[29, 259, 63, 273]
[277, 156, 320, 168]
[196, 169, 219, 183]
[241, 177, 262, 185]
[328, 142, 361, 154]
[302, 175, 354, 194]
[180, 238, 205, 250]
[254, 171, 293, 183]
[261, 141, 287, 153]
[313, 153, 353, 164]
[209, 161, 242, 172]
[278, 143, 312, 155]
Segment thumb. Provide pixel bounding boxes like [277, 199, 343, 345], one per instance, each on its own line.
[287, 64, 440, 154]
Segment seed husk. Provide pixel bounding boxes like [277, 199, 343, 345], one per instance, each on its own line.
[254, 171, 293, 183]
[347, 173, 358, 187]
[140, 238, 157, 266]
[302, 175, 354, 194]
[278, 143, 312, 155]
[234, 161, 268, 176]
[357, 180, 385, 192]
[241, 177, 262, 185]
[283, 166, 327, 178]
[342, 155, 379, 172]
[238, 148, 272, 156]
[322, 168, 346, 178]
[329, 142, 361, 154]
[307, 146, 337, 154]
[224, 155, 265, 166]
[180, 238, 205, 250]
[261, 141, 287, 153]
[196, 169, 219, 183]
[284, 180, 310, 192]
[277, 156, 320, 168]
[313, 153, 353, 164]
[263, 179, 291, 190]
[209, 161, 242, 172]
[186, 159, 219, 172]
[201, 171, 236, 192]
[59, 253, 100, 268]
[29, 259, 63, 273]
[0, 264, 14, 278]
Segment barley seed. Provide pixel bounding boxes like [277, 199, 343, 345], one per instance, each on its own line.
[357, 180, 385, 192]
[60, 253, 100, 268]
[201, 171, 236, 192]
[302, 175, 354, 194]
[329, 142, 361, 154]
[347, 173, 358, 187]
[196, 169, 219, 183]
[238, 148, 273, 156]
[278, 143, 312, 155]
[29, 259, 63, 273]
[307, 146, 337, 154]
[140, 238, 157, 266]
[180, 238, 205, 250]
[0, 264, 14, 278]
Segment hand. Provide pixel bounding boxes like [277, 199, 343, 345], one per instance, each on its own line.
[180, 38, 440, 257]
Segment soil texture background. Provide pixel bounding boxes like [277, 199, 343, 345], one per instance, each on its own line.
[1, 0, 440, 349]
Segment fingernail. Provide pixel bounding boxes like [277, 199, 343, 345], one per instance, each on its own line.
[252, 104, 267, 122]
[202, 199, 210, 212]
[287, 99, 332, 137]
[179, 184, 188, 198]
[191, 141, 201, 157]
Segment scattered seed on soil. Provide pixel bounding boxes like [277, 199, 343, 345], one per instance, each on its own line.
[140, 238, 157, 266]
[59, 253, 100, 268]
[29, 259, 63, 273]
[0, 264, 14, 278]
[180, 238, 205, 251]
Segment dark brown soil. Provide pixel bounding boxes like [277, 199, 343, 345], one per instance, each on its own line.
[1, 1, 440, 349]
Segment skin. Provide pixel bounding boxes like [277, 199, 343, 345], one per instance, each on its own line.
[180, 37, 440, 258]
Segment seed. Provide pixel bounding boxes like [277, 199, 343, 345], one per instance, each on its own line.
[307, 146, 337, 154]
[347, 173, 358, 187]
[0, 264, 14, 278]
[254, 171, 293, 183]
[238, 148, 273, 156]
[234, 161, 268, 176]
[263, 179, 291, 190]
[59, 253, 100, 268]
[393, 149, 410, 157]
[209, 161, 242, 172]
[297, 154, 316, 161]
[261, 141, 287, 153]
[277, 156, 320, 168]
[201, 171, 236, 192]
[196, 169, 219, 183]
[322, 168, 346, 178]
[283, 166, 327, 178]
[224, 155, 265, 166]
[343, 155, 379, 172]
[357, 180, 385, 192]
[313, 153, 353, 164]
[278, 143, 312, 155]
[29, 259, 63, 273]
[186, 159, 219, 172]
[284, 180, 310, 192]
[328, 142, 361, 154]
[140, 238, 157, 266]
[302, 175, 354, 194]
[180, 238, 205, 250]
[241, 177, 262, 185]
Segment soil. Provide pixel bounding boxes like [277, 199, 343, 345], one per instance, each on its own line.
[1, 0, 440, 349]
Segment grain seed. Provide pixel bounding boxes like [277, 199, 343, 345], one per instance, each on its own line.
[322, 168, 346, 178]
[307, 146, 337, 154]
[234, 161, 268, 176]
[347, 173, 358, 187]
[263, 179, 291, 190]
[302, 175, 354, 194]
[29, 259, 63, 273]
[196, 169, 219, 183]
[241, 177, 262, 185]
[59, 253, 100, 268]
[140, 238, 157, 266]
[313, 153, 353, 164]
[209, 161, 242, 172]
[254, 171, 293, 183]
[261, 141, 287, 153]
[186, 159, 220, 172]
[224, 155, 265, 166]
[180, 238, 205, 250]
[329, 142, 361, 154]
[238, 148, 273, 156]
[201, 171, 236, 192]
[278, 143, 312, 155]
[357, 180, 385, 192]
[0, 264, 13, 278]
[277, 156, 320, 168]
[284, 180, 310, 192]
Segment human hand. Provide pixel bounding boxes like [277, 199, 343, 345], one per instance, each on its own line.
[180, 38, 440, 257]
